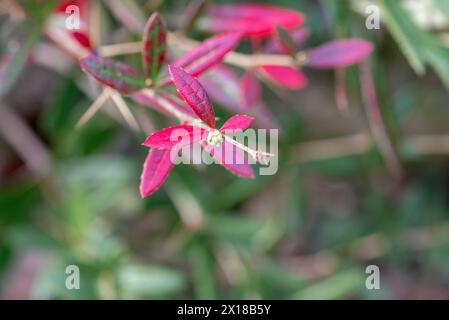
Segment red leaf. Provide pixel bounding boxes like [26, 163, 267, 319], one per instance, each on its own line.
[240, 72, 261, 110]
[172, 32, 241, 77]
[79, 54, 146, 94]
[220, 115, 254, 132]
[265, 28, 310, 54]
[201, 3, 304, 38]
[168, 65, 216, 128]
[202, 140, 254, 178]
[257, 65, 308, 89]
[143, 125, 205, 149]
[306, 39, 374, 69]
[140, 149, 174, 198]
[142, 12, 167, 81]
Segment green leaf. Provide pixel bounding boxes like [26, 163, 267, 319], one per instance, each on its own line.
[142, 12, 167, 83]
[79, 54, 146, 94]
[118, 264, 186, 298]
[377, 0, 426, 75]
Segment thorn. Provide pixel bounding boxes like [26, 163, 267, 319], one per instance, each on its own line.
[76, 87, 113, 128]
[110, 91, 141, 132]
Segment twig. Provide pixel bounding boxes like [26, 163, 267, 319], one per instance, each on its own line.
[97, 41, 142, 57]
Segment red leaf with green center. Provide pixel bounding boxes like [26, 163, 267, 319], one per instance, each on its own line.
[202, 140, 254, 178]
[168, 65, 216, 128]
[240, 72, 261, 110]
[201, 3, 304, 38]
[173, 32, 241, 77]
[143, 125, 205, 149]
[258, 65, 308, 89]
[220, 114, 254, 132]
[80, 54, 146, 94]
[306, 39, 374, 69]
[140, 149, 174, 198]
[142, 12, 166, 82]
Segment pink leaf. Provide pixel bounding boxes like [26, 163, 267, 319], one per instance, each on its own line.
[168, 65, 216, 128]
[140, 149, 174, 198]
[202, 141, 254, 178]
[257, 65, 308, 90]
[201, 3, 304, 38]
[173, 32, 241, 77]
[143, 125, 205, 149]
[240, 72, 261, 110]
[200, 65, 241, 113]
[79, 54, 146, 94]
[142, 12, 167, 81]
[220, 115, 254, 132]
[306, 39, 374, 69]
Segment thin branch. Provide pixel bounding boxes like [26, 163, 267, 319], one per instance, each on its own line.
[97, 41, 142, 57]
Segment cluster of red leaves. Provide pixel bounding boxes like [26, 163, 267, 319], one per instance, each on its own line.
[68, 2, 375, 198]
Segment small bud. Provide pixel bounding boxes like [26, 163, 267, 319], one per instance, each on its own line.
[207, 129, 224, 147]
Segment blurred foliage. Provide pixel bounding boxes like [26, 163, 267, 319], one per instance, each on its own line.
[1, 0, 449, 300]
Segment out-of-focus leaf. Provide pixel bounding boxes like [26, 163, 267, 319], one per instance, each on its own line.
[142, 12, 166, 82]
[292, 268, 365, 299]
[79, 54, 145, 94]
[173, 32, 241, 77]
[240, 72, 261, 111]
[168, 65, 216, 127]
[265, 28, 310, 54]
[306, 39, 373, 69]
[0, 29, 40, 98]
[275, 26, 295, 55]
[118, 264, 186, 298]
[200, 65, 241, 112]
[200, 3, 304, 38]
[257, 65, 308, 89]
[378, 0, 426, 75]
[103, 0, 145, 33]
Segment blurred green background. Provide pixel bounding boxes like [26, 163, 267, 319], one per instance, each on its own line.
[1, 0, 449, 299]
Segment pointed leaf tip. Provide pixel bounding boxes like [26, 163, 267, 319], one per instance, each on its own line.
[173, 32, 241, 77]
[168, 65, 216, 128]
